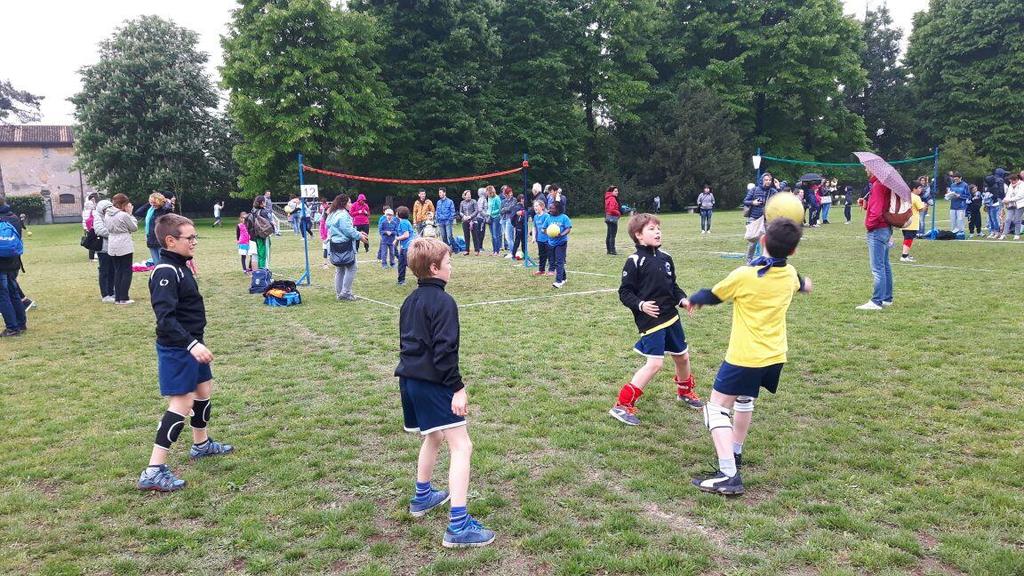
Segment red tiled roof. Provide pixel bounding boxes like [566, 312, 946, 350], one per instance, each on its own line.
[0, 125, 75, 147]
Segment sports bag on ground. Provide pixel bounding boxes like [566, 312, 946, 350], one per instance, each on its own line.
[249, 268, 273, 293]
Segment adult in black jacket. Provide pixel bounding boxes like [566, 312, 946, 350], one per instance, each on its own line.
[135, 192, 174, 264]
[0, 192, 27, 336]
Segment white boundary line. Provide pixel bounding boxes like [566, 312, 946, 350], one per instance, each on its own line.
[567, 269, 618, 278]
[459, 288, 617, 308]
[356, 295, 400, 309]
[897, 262, 999, 274]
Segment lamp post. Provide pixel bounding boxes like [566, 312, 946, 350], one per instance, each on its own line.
[752, 148, 763, 186]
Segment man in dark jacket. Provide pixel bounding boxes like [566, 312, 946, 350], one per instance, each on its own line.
[0, 192, 27, 337]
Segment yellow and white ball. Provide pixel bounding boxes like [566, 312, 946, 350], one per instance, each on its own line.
[765, 192, 804, 223]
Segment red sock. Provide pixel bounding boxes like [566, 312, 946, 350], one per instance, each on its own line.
[675, 373, 694, 395]
[617, 383, 643, 407]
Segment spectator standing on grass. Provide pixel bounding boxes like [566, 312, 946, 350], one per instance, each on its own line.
[263, 190, 281, 236]
[378, 208, 399, 268]
[286, 195, 301, 235]
[105, 194, 139, 305]
[604, 185, 621, 254]
[984, 170, 1005, 238]
[946, 172, 969, 234]
[500, 185, 516, 256]
[546, 184, 567, 215]
[916, 176, 933, 237]
[83, 193, 98, 261]
[856, 170, 893, 311]
[351, 193, 371, 253]
[213, 201, 224, 227]
[743, 172, 778, 262]
[697, 185, 715, 234]
[475, 188, 489, 255]
[92, 199, 116, 302]
[459, 190, 478, 256]
[999, 172, 1024, 240]
[509, 194, 527, 261]
[820, 180, 834, 224]
[250, 196, 274, 269]
[653, 195, 661, 213]
[968, 184, 983, 237]
[435, 188, 456, 251]
[326, 194, 367, 301]
[900, 182, 927, 262]
[0, 192, 28, 337]
[413, 190, 434, 236]
[843, 185, 854, 224]
[487, 186, 501, 256]
[135, 192, 173, 265]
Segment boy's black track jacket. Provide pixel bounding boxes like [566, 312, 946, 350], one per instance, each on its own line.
[150, 250, 206, 350]
[619, 245, 687, 333]
[394, 278, 464, 391]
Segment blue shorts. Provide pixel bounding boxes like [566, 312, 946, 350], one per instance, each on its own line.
[634, 320, 688, 358]
[399, 377, 466, 435]
[157, 343, 213, 396]
[712, 361, 784, 398]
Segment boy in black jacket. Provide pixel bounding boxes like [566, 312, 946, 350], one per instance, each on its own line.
[138, 214, 233, 492]
[610, 213, 702, 427]
[395, 238, 495, 548]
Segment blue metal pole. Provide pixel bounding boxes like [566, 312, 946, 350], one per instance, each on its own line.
[521, 153, 535, 268]
[297, 153, 311, 285]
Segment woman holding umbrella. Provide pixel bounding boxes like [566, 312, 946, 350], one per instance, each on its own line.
[853, 153, 909, 310]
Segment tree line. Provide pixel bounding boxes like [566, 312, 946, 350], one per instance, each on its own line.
[13, 0, 1019, 213]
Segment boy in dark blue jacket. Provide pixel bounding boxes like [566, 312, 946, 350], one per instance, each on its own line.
[609, 213, 702, 427]
[395, 237, 495, 548]
[137, 214, 233, 492]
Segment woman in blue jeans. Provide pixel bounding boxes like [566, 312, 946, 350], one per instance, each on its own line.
[857, 173, 894, 310]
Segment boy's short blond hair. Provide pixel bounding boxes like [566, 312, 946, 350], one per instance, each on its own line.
[407, 237, 449, 279]
[628, 213, 660, 244]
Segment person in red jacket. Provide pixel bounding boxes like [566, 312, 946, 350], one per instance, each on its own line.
[856, 173, 893, 310]
[350, 193, 371, 253]
[604, 186, 622, 255]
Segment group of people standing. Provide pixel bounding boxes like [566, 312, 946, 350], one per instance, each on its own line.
[947, 168, 1024, 239]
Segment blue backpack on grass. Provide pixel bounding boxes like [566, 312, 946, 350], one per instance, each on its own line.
[249, 268, 272, 294]
[0, 221, 23, 258]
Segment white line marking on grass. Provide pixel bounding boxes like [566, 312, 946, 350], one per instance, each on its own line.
[459, 288, 618, 308]
[898, 263, 999, 273]
[356, 295, 400, 309]
[566, 269, 618, 278]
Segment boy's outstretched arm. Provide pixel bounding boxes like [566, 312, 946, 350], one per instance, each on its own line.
[799, 275, 813, 294]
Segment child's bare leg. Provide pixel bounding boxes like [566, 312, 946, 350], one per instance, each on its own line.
[443, 426, 472, 507]
[630, 356, 663, 391]
[191, 380, 212, 445]
[148, 393, 194, 466]
[417, 431, 443, 483]
[670, 352, 691, 380]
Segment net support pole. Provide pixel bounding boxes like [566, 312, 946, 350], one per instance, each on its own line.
[296, 153, 312, 286]
[926, 146, 939, 239]
[521, 153, 536, 268]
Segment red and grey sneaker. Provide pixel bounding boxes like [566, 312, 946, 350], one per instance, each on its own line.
[675, 374, 704, 409]
[608, 404, 640, 426]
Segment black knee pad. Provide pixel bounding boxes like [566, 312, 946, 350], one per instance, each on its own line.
[190, 398, 211, 430]
[154, 410, 186, 450]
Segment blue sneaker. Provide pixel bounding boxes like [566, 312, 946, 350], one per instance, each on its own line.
[409, 489, 450, 517]
[189, 439, 234, 460]
[692, 470, 744, 495]
[137, 465, 186, 492]
[608, 404, 640, 426]
[442, 516, 496, 548]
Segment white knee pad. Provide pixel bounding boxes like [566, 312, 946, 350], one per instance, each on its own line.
[703, 402, 732, 431]
[734, 395, 755, 413]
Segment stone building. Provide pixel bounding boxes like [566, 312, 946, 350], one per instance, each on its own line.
[0, 125, 99, 223]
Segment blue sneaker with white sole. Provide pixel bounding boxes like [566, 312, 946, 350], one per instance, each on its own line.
[442, 516, 496, 548]
[189, 439, 234, 460]
[409, 489, 450, 517]
[692, 470, 744, 495]
[137, 465, 186, 492]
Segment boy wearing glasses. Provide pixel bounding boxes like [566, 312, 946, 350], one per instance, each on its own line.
[137, 214, 233, 492]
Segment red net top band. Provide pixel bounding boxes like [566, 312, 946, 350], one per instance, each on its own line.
[303, 161, 528, 185]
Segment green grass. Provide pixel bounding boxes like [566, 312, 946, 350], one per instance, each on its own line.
[2, 212, 1022, 575]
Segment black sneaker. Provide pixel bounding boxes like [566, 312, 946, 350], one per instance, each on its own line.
[0, 328, 22, 337]
[22, 298, 36, 311]
[692, 470, 744, 495]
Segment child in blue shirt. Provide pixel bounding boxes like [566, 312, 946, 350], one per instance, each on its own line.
[546, 201, 572, 288]
[378, 208, 399, 268]
[395, 206, 416, 286]
[531, 200, 552, 276]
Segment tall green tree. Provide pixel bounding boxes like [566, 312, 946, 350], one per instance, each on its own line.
[0, 79, 42, 124]
[351, 0, 501, 178]
[905, 0, 1024, 168]
[71, 16, 222, 203]
[221, 0, 398, 195]
[846, 4, 915, 159]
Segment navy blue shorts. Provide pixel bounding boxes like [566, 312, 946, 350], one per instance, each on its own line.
[712, 361, 784, 398]
[399, 377, 465, 435]
[157, 343, 213, 396]
[634, 320, 688, 358]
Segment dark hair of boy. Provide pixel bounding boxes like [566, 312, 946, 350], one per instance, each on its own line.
[1011, 173, 1021, 181]
[407, 238, 449, 279]
[764, 218, 803, 258]
[627, 213, 660, 243]
[330, 194, 350, 213]
[397, 205, 411, 219]
[155, 214, 194, 248]
[549, 201, 562, 216]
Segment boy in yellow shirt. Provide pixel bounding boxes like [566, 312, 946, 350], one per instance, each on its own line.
[684, 218, 812, 495]
[900, 181, 927, 262]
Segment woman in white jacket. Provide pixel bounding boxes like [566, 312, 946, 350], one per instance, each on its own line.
[999, 172, 1024, 240]
[104, 193, 138, 304]
[92, 199, 116, 302]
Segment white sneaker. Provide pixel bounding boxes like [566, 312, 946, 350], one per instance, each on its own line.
[998, 235, 1005, 240]
[856, 301, 883, 310]
[1016, 236, 1021, 241]
[115, 300, 135, 305]
[552, 281, 565, 289]
[504, 253, 513, 259]
[101, 296, 115, 303]
[881, 300, 893, 307]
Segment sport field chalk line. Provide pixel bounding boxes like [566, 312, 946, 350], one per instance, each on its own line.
[459, 288, 617, 308]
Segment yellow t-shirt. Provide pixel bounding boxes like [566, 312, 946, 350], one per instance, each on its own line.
[902, 195, 927, 230]
[711, 264, 801, 368]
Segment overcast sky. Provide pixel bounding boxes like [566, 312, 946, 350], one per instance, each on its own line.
[3, 0, 928, 125]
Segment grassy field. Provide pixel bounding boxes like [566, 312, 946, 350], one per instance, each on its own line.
[2, 210, 1022, 576]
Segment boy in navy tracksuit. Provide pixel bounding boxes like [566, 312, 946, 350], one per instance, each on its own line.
[137, 214, 233, 492]
[395, 237, 495, 548]
[609, 213, 703, 426]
